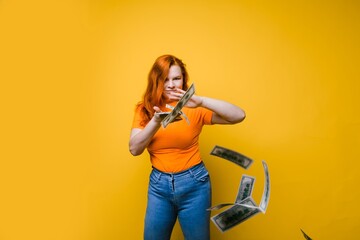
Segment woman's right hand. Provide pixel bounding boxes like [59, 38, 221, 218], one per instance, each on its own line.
[153, 106, 163, 123]
[153, 106, 182, 124]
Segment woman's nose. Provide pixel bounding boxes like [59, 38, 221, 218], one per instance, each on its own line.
[168, 80, 175, 88]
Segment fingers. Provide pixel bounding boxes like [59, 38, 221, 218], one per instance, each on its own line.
[153, 106, 164, 123]
[153, 106, 161, 113]
[169, 88, 185, 99]
[175, 88, 185, 93]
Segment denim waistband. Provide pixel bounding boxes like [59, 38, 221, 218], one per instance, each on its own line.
[152, 161, 204, 177]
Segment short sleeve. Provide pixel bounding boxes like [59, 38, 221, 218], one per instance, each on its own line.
[202, 107, 213, 125]
[131, 105, 145, 129]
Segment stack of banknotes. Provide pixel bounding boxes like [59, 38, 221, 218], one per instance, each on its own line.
[160, 83, 195, 128]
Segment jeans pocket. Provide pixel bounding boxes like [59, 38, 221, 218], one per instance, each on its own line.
[149, 170, 162, 184]
[190, 166, 210, 182]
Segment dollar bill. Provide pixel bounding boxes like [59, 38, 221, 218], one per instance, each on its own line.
[207, 203, 236, 211]
[165, 104, 190, 124]
[259, 160, 270, 213]
[207, 202, 259, 211]
[208, 175, 255, 211]
[236, 175, 256, 203]
[155, 112, 182, 121]
[300, 229, 312, 240]
[211, 197, 260, 232]
[162, 83, 195, 128]
[210, 145, 253, 169]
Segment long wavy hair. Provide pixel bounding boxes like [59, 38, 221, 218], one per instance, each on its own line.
[136, 54, 189, 127]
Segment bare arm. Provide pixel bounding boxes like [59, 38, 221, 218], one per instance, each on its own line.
[169, 88, 246, 125]
[200, 96, 245, 124]
[129, 107, 162, 156]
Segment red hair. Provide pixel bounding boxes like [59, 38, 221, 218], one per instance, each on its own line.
[136, 55, 189, 126]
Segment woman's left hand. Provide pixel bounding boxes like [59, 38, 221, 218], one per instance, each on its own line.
[170, 88, 203, 108]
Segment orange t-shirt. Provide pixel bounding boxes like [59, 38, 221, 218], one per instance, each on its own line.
[131, 106, 213, 172]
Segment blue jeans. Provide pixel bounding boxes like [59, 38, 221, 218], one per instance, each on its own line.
[144, 162, 211, 240]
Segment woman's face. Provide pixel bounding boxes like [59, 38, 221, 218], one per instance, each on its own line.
[163, 65, 183, 101]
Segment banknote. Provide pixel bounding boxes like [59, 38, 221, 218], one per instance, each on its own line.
[165, 104, 190, 124]
[300, 229, 312, 240]
[162, 83, 195, 128]
[207, 175, 256, 211]
[259, 160, 270, 213]
[207, 202, 259, 211]
[155, 112, 182, 121]
[210, 145, 253, 169]
[211, 197, 260, 232]
[236, 175, 256, 203]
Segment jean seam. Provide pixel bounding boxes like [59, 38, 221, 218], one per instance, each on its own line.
[150, 170, 162, 184]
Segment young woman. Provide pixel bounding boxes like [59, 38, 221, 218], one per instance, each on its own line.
[129, 54, 246, 240]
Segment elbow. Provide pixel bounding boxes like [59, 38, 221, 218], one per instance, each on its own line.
[129, 149, 142, 156]
[129, 143, 144, 156]
[233, 111, 246, 124]
[129, 147, 142, 156]
[129, 149, 138, 156]
[239, 111, 246, 123]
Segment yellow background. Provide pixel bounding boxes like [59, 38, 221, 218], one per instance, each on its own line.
[1, 0, 359, 239]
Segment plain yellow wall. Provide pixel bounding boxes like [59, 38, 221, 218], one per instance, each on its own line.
[1, 0, 359, 239]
